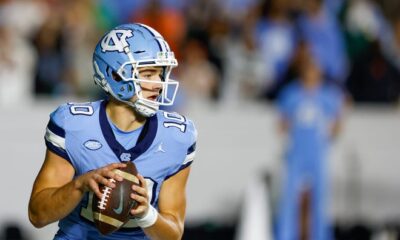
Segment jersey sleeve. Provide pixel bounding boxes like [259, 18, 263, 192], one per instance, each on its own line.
[165, 117, 198, 180]
[44, 104, 71, 162]
[181, 119, 197, 168]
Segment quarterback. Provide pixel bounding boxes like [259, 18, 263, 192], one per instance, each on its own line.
[28, 23, 197, 240]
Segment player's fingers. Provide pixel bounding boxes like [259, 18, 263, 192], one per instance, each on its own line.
[130, 193, 147, 205]
[132, 184, 147, 198]
[104, 163, 126, 171]
[130, 205, 147, 216]
[89, 180, 102, 199]
[137, 174, 147, 188]
[94, 173, 115, 188]
[103, 169, 123, 182]
[104, 178, 116, 188]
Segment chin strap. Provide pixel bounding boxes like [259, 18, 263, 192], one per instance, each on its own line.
[132, 99, 159, 117]
[113, 97, 158, 117]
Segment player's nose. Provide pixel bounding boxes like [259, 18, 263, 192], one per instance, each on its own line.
[149, 80, 162, 91]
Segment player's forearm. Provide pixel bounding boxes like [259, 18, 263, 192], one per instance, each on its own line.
[143, 213, 184, 240]
[28, 180, 85, 228]
[330, 119, 341, 140]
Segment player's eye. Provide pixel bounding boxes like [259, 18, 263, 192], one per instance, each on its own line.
[144, 73, 152, 79]
[140, 71, 155, 79]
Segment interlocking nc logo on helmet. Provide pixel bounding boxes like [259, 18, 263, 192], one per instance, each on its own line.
[101, 29, 133, 53]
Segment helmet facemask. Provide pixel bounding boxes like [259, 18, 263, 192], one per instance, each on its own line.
[120, 58, 177, 96]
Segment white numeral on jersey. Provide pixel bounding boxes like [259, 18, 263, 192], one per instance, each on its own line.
[163, 112, 186, 132]
[69, 103, 94, 116]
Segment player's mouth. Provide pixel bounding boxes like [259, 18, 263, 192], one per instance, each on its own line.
[146, 94, 159, 101]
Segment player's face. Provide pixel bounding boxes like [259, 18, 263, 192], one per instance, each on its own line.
[136, 66, 163, 101]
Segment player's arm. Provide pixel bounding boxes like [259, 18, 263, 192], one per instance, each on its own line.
[330, 117, 342, 140]
[131, 167, 191, 240]
[279, 116, 290, 135]
[277, 92, 291, 135]
[28, 150, 125, 228]
[329, 91, 348, 140]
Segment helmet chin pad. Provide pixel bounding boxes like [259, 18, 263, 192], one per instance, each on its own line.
[133, 99, 159, 117]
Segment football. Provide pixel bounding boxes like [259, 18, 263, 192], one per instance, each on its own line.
[92, 161, 140, 235]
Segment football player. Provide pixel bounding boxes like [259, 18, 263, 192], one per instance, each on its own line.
[276, 43, 344, 240]
[28, 23, 197, 240]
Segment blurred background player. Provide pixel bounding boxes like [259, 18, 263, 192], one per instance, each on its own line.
[28, 23, 197, 240]
[276, 42, 345, 240]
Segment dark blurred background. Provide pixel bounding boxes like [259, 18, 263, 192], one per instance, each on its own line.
[1, 0, 400, 239]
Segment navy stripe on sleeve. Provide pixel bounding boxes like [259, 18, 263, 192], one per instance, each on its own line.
[47, 119, 66, 138]
[164, 161, 193, 180]
[45, 137, 71, 163]
[187, 142, 196, 155]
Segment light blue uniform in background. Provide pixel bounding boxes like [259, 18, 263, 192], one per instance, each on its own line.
[276, 81, 343, 240]
[45, 99, 197, 240]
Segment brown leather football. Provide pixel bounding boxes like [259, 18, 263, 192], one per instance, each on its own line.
[92, 161, 140, 235]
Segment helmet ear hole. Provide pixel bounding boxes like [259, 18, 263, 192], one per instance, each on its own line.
[112, 71, 122, 82]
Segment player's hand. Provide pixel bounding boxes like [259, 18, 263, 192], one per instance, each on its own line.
[75, 163, 126, 199]
[130, 174, 150, 218]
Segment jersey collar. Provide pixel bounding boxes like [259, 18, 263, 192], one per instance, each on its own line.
[99, 100, 158, 162]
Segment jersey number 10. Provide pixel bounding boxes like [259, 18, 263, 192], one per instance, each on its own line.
[163, 112, 186, 132]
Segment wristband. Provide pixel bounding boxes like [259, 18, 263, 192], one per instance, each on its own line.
[135, 205, 158, 228]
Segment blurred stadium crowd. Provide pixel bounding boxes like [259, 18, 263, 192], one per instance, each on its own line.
[1, 0, 400, 108]
[1, 0, 400, 239]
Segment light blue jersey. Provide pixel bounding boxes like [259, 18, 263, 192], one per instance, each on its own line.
[44, 100, 197, 240]
[276, 81, 343, 240]
[278, 81, 343, 157]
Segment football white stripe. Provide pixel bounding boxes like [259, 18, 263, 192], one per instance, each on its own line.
[45, 128, 66, 150]
[93, 212, 124, 228]
[113, 169, 139, 184]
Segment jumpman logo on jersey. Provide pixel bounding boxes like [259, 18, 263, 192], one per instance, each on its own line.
[155, 142, 166, 153]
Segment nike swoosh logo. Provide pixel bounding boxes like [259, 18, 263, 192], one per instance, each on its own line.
[113, 189, 124, 215]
